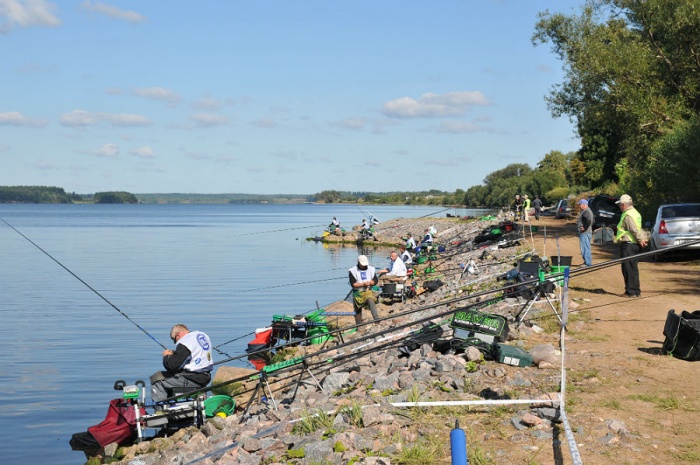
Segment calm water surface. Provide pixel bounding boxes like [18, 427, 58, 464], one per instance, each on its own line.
[0, 203, 485, 464]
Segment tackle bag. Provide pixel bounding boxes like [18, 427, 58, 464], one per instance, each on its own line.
[398, 324, 444, 355]
[451, 307, 509, 342]
[662, 309, 700, 361]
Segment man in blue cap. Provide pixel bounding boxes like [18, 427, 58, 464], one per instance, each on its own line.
[577, 198, 594, 267]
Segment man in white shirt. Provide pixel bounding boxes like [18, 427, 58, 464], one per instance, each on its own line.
[378, 251, 408, 283]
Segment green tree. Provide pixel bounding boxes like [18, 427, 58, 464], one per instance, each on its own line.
[533, 0, 700, 208]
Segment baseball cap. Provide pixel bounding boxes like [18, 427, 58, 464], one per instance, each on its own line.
[615, 194, 632, 204]
[579, 199, 588, 205]
[358, 255, 369, 266]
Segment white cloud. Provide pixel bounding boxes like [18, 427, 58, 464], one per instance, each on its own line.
[59, 109, 151, 127]
[81, 1, 144, 23]
[250, 118, 276, 129]
[133, 87, 180, 104]
[193, 97, 222, 111]
[130, 146, 154, 158]
[435, 121, 482, 134]
[382, 91, 490, 118]
[191, 113, 228, 128]
[0, 0, 61, 32]
[0, 111, 49, 127]
[331, 118, 365, 131]
[90, 143, 119, 157]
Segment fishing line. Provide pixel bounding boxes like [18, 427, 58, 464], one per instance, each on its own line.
[237, 223, 327, 237]
[228, 276, 346, 294]
[1, 218, 168, 350]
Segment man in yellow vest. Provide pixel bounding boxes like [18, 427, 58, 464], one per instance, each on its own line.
[614, 194, 648, 297]
[522, 195, 531, 222]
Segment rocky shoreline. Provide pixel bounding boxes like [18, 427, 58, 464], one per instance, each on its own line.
[85, 216, 650, 465]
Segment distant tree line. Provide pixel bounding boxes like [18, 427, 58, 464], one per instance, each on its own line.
[0, 186, 82, 203]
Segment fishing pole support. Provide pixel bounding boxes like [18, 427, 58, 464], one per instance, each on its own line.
[240, 370, 277, 422]
[514, 272, 562, 328]
[288, 358, 325, 404]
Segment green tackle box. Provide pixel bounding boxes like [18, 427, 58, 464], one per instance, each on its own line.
[494, 343, 533, 367]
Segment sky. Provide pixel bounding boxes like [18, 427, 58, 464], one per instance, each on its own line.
[0, 0, 584, 195]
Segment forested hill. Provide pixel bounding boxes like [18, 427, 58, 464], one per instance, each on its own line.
[0, 186, 137, 204]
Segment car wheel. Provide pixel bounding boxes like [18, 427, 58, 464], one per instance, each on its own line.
[650, 241, 662, 262]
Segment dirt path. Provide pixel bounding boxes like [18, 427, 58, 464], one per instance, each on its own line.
[525, 216, 700, 465]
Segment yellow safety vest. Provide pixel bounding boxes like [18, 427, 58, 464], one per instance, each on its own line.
[615, 208, 642, 244]
[523, 198, 531, 209]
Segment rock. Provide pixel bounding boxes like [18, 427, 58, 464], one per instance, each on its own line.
[322, 372, 351, 393]
[104, 442, 118, 458]
[606, 419, 630, 435]
[521, 412, 542, 426]
[465, 346, 482, 361]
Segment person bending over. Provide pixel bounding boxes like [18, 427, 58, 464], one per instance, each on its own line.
[151, 324, 213, 402]
[348, 255, 379, 324]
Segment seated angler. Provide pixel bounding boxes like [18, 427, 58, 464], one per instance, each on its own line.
[150, 324, 213, 403]
[398, 244, 413, 266]
[416, 228, 433, 254]
[378, 251, 408, 283]
[405, 233, 417, 252]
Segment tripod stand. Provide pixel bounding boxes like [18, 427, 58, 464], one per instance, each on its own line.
[240, 370, 277, 421]
[289, 359, 326, 404]
[514, 273, 562, 328]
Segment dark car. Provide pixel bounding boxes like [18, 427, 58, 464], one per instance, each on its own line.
[588, 194, 621, 230]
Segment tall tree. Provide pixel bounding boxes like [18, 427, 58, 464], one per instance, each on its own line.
[533, 0, 700, 208]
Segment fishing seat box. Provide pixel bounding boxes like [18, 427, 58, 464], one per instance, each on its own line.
[494, 343, 533, 367]
[450, 308, 509, 342]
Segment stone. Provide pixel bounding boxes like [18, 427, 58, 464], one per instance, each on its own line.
[322, 372, 351, 393]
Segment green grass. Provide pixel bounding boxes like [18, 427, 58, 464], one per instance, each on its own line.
[628, 393, 697, 412]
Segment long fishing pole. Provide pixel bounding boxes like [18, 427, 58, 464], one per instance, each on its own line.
[1, 218, 168, 350]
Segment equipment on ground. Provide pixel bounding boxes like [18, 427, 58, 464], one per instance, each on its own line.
[662, 309, 700, 361]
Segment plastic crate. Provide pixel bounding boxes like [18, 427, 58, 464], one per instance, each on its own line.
[495, 343, 533, 367]
[547, 265, 570, 286]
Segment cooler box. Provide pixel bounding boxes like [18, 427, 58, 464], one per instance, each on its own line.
[495, 343, 533, 367]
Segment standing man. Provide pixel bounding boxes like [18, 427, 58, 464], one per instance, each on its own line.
[348, 255, 379, 324]
[522, 195, 531, 222]
[532, 195, 543, 220]
[614, 194, 648, 298]
[151, 324, 213, 402]
[514, 194, 522, 219]
[577, 199, 594, 267]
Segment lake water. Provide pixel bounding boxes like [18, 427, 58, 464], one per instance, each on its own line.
[0, 203, 486, 464]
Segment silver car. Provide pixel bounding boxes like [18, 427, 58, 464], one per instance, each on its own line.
[650, 203, 700, 261]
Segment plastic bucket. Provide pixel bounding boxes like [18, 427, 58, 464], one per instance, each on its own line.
[204, 395, 235, 417]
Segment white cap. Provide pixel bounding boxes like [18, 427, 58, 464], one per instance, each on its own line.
[358, 255, 369, 266]
[615, 194, 632, 204]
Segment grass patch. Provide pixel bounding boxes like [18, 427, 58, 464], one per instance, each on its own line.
[628, 393, 697, 412]
[291, 408, 336, 435]
[599, 399, 622, 410]
[397, 436, 442, 464]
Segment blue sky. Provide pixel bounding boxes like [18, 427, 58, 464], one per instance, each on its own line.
[1, 0, 583, 195]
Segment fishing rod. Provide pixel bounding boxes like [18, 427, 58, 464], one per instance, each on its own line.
[1, 218, 169, 350]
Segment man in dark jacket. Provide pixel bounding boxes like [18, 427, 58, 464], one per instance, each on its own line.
[577, 199, 595, 267]
[532, 195, 543, 220]
[151, 324, 213, 402]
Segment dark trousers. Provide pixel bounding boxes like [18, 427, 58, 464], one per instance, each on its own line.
[620, 242, 641, 296]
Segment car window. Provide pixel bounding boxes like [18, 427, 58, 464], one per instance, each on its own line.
[662, 204, 700, 218]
